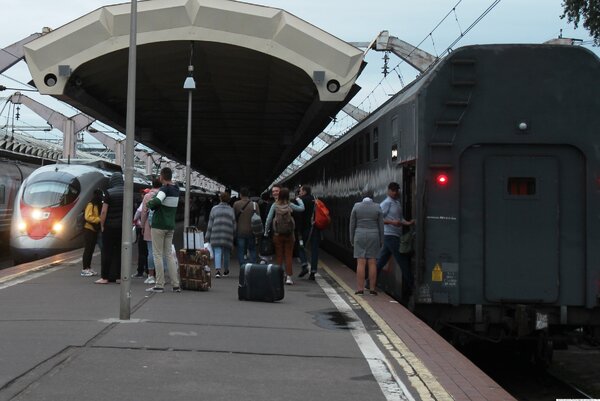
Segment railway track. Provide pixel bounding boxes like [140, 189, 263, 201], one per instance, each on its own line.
[460, 341, 597, 400]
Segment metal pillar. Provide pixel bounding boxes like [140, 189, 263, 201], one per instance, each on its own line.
[120, 0, 137, 320]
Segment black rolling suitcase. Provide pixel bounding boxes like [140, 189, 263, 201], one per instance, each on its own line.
[238, 263, 285, 302]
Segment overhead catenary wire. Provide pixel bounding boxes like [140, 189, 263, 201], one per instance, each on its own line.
[280, 0, 505, 182]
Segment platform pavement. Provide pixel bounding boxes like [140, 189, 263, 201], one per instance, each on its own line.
[0, 246, 514, 401]
[0, 248, 416, 401]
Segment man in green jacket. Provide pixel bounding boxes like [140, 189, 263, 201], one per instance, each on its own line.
[145, 167, 181, 293]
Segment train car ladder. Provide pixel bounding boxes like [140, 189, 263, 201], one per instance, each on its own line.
[429, 58, 476, 168]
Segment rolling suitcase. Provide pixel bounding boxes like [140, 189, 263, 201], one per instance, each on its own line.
[177, 249, 211, 291]
[238, 263, 284, 302]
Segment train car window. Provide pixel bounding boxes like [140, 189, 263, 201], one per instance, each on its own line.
[373, 128, 379, 161]
[23, 180, 81, 207]
[365, 132, 371, 162]
[0, 185, 4, 204]
[507, 177, 536, 195]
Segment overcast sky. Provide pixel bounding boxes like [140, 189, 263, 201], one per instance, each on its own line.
[1, 0, 598, 142]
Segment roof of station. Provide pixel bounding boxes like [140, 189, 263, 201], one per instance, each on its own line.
[23, 0, 365, 191]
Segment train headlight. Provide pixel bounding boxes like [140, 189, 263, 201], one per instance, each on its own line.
[17, 221, 27, 232]
[31, 209, 43, 220]
[51, 222, 63, 233]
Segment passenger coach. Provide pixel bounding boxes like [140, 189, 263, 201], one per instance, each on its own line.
[284, 44, 600, 362]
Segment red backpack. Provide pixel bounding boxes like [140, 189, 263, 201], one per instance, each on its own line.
[313, 198, 331, 230]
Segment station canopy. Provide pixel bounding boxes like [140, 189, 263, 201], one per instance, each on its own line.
[23, 0, 365, 191]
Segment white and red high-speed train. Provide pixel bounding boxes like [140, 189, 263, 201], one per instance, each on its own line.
[10, 160, 149, 264]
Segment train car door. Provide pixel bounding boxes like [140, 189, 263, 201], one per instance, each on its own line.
[483, 156, 559, 303]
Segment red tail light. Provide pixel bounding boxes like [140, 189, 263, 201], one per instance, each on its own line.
[436, 173, 449, 186]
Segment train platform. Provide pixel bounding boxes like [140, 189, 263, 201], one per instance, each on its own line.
[0, 247, 514, 401]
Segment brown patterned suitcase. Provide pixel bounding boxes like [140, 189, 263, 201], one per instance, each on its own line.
[177, 249, 211, 291]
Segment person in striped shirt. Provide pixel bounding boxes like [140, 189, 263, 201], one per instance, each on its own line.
[145, 167, 181, 293]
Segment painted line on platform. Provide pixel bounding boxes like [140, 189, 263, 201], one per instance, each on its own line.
[315, 273, 415, 401]
[320, 261, 453, 401]
[0, 253, 86, 289]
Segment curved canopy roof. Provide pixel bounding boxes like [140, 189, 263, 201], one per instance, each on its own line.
[23, 0, 365, 191]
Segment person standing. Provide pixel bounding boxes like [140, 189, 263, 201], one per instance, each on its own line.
[349, 190, 384, 294]
[132, 197, 148, 279]
[264, 187, 304, 285]
[81, 188, 103, 277]
[233, 187, 257, 267]
[145, 167, 181, 293]
[206, 191, 236, 278]
[95, 172, 125, 284]
[140, 178, 161, 284]
[296, 185, 320, 280]
[376, 182, 415, 296]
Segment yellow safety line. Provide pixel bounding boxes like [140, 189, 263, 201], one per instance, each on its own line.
[321, 261, 454, 401]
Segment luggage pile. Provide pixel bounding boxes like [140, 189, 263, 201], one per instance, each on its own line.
[178, 249, 211, 291]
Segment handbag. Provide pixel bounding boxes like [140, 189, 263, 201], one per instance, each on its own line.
[259, 236, 275, 256]
[399, 227, 415, 254]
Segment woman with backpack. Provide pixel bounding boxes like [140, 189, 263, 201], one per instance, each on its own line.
[264, 187, 304, 285]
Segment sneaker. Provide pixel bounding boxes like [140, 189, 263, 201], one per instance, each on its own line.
[132, 273, 145, 278]
[215, 271, 222, 278]
[298, 265, 309, 278]
[308, 272, 315, 281]
[145, 286, 164, 293]
[223, 270, 230, 276]
[285, 276, 293, 285]
[89, 269, 99, 276]
[172, 287, 181, 293]
[144, 276, 156, 284]
[80, 270, 93, 277]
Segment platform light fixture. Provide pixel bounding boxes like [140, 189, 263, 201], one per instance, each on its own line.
[326, 79, 340, 93]
[44, 73, 57, 87]
[184, 65, 196, 90]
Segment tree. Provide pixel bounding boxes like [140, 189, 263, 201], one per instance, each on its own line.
[561, 0, 600, 44]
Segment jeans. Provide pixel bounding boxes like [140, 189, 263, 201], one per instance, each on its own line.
[376, 235, 413, 290]
[137, 227, 148, 275]
[298, 227, 320, 273]
[151, 228, 179, 288]
[236, 235, 257, 267]
[213, 246, 231, 271]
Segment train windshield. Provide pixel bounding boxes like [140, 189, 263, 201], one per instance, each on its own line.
[23, 180, 81, 207]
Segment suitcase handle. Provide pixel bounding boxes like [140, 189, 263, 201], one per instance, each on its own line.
[266, 264, 276, 302]
[243, 263, 252, 300]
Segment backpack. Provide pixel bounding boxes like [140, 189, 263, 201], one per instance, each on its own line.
[273, 203, 295, 235]
[313, 198, 331, 230]
[251, 203, 264, 236]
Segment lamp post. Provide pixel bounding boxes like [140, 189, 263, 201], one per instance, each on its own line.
[120, 0, 137, 320]
[183, 65, 196, 229]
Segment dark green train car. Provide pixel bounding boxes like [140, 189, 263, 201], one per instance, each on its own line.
[284, 44, 600, 360]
